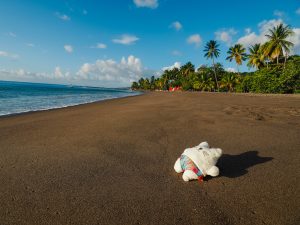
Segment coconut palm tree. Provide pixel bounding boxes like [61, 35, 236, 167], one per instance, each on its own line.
[131, 81, 139, 90]
[198, 74, 215, 92]
[155, 78, 163, 90]
[138, 78, 145, 89]
[180, 62, 195, 77]
[247, 44, 265, 69]
[161, 72, 170, 90]
[204, 40, 220, 91]
[150, 76, 155, 90]
[264, 23, 294, 65]
[220, 73, 240, 92]
[226, 44, 247, 74]
[260, 42, 272, 68]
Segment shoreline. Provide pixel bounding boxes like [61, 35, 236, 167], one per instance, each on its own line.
[0, 92, 299, 225]
[0, 92, 144, 119]
[1, 91, 299, 119]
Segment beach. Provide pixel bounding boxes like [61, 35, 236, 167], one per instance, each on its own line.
[0, 92, 299, 225]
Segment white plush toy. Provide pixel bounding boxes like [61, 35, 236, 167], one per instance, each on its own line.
[174, 142, 222, 182]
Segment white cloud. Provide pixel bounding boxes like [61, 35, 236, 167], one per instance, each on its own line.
[171, 50, 182, 56]
[187, 34, 202, 48]
[90, 43, 107, 49]
[0, 51, 9, 57]
[0, 69, 36, 81]
[0, 56, 155, 87]
[237, 19, 300, 54]
[55, 12, 70, 21]
[54, 67, 63, 78]
[0, 51, 19, 59]
[64, 45, 73, 53]
[133, 0, 158, 9]
[237, 19, 284, 48]
[226, 67, 237, 73]
[8, 32, 16, 38]
[274, 10, 285, 17]
[215, 28, 237, 46]
[76, 55, 143, 87]
[296, 8, 300, 15]
[245, 28, 251, 35]
[162, 62, 181, 71]
[259, 19, 284, 33]
[16, 69, 25, 76]
[288, 28, 300, 53]
[170, 21, 182, 31]
[112, 34, 139, 45]
[0, 67, 71, 84]
[237, 32, 263, 48]
[94, 43, 107, 49]
[26, 43, 35, 47]
[153, 62, 181, 77]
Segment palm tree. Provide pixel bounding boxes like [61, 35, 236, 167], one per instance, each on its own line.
[131, 81, 139, 90]
[198, 74, 215, 92]
[155, 78, 163, 90]
[150, 76, 155, 90]
[260, 42, 272, 68]
[247, 44, 265, 69]
[138, 78, 145, 89]
[226, 44, 247, 74]
[220, 73, 240, 92]
[144, 78, 150, 90]
[204, 40, 220, 91]
[264, 23, 294, 65]
[180, 62, 195, 77]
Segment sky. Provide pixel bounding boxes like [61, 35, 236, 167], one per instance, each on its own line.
[0, 0, 300, 87]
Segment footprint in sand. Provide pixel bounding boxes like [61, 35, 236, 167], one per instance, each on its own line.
[287, 108, 300, 116]
[223, 106, 240, 115]
[223, 106, 269, 121]
[248, 111, 265, 121]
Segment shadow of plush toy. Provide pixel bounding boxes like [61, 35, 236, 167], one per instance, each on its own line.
[217, 151, 273, 178]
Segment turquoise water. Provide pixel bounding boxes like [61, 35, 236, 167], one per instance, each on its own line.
[0, 80, 139, 116]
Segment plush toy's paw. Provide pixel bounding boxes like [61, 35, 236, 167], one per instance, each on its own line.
[174, 158, 183, 173]
[182, 170, 198, 182]
[214, 148, 222, 157]
[206, 166, 220, 177]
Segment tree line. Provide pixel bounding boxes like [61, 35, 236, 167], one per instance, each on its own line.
[131, 23, 300, 94]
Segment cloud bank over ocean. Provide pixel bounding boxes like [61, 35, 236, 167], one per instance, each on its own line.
[0, 56, 146, 87]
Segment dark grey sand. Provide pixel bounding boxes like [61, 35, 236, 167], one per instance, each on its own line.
[0, 92, 299, 225]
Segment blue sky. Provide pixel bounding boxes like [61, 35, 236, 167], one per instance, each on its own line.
[0, 0, 300, 87]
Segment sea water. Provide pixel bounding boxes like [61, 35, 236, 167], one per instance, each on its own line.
[0, 80, 140, 116]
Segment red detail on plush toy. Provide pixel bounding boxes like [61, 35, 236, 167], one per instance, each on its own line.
[198, 175, 204, 182]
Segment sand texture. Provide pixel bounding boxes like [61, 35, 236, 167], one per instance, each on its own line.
[0, 92, 299, 225]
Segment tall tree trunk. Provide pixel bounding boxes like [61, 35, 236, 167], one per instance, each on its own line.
[212, 58, 219, 92]
[284, 53, 287, 68]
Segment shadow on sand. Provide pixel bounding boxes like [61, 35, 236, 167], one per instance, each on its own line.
[217, 151, 273, 178]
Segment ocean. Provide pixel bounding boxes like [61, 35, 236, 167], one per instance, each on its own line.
[0, 80, 140, 116]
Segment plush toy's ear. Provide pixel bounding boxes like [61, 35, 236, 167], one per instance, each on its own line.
[198, 141, 209, 149]
[206, 166, 219, 177]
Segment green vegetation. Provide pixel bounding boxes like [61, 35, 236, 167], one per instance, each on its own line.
[204, 40, 221, 91]
[132, 23, 300, 94]
[226, 44, 247, 74]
